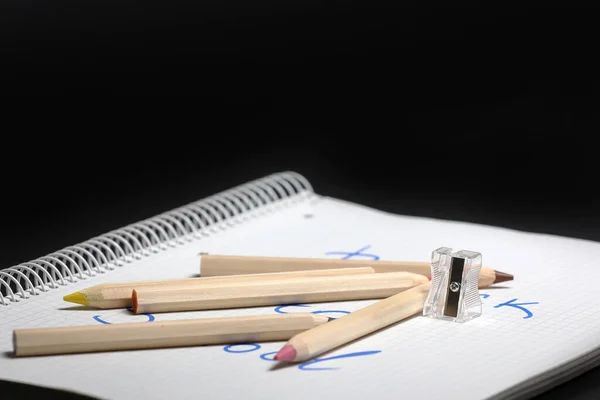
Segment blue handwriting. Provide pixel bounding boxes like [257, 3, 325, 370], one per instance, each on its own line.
[274, 304, 351, 318]
[222, 301, 380, 371]
[493, 298, 539, 319]
[325, 245, 380, 260]
[298, 350, 382, 371]
[480, 294, 539, 319]
[223, 344, 261, 353]
[93, 307, 156, 324]
[221, 342, 382, 371]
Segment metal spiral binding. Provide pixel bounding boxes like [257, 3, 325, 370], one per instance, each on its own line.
[0, 171, 314, 306]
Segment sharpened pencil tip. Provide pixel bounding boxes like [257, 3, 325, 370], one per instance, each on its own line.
[494, 270, 514, 284]
[63, 292, 89, 306]
[274, 345, 297, 362]
[132, 290, 138, 314]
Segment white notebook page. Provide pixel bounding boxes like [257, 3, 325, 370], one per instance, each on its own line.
[2, 195, 600, 400]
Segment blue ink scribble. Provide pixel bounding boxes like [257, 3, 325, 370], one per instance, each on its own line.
[93, 307, 155, 324]
[274, 304, 310, 314]
[325, 245, 380, 260]
[494, 298, 539, 319]
[480, 294, 490, 299]
[311, 310, 351, 317]
[274, 304, 350, 317]
[260, 351, 278, 361]
[93, 315, 111, 325]
[223, 344, 261, 353]
[298, 350, 382, 371]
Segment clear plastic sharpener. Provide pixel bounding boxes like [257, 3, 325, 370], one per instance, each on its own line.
[423, 247, 482, 323]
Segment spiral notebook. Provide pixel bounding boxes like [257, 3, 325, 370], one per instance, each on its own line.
[2, 171, 600, 400]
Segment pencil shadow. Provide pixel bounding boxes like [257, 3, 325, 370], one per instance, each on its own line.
[268, 362, 298, 371]
[485, 286, 512, 290]
[2, 351, 15, 359]
[57, 306, 96, 311]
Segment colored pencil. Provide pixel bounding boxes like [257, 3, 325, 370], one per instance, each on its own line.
[273, 281, 432, 362]
[63, 267, 375, 309]
[198, 254, 513, 288]
[13, 313, 330, 357]
[132, 271, 429, 314]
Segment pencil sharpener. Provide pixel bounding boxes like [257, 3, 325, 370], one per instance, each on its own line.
[423, 247, 482, 323]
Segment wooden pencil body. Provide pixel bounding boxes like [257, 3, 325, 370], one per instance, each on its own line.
[200, 254, 429, 275]
[199, 254, 496, 288]
[13, 313, 329, 357]
[289, 282, 432, 361]
[133, 271, 429, 314]
[84, 267, 375, 309]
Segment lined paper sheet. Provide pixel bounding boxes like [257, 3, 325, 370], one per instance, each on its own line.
[2, 196, 600, 400]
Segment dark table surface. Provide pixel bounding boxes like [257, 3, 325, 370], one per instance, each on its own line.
[2, 2, 599, 398]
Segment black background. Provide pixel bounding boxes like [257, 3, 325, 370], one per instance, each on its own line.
[1, 2, 599, 399]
